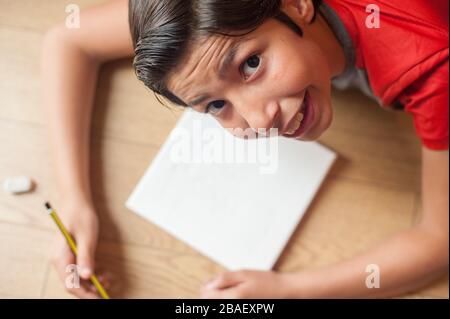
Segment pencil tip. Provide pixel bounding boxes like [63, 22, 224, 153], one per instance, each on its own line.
[44, 202, 51, 210]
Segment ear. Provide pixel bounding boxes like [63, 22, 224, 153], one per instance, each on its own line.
[281, 0, 316, 24]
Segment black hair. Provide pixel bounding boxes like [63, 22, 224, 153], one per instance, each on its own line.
[129, 0, 323, 107]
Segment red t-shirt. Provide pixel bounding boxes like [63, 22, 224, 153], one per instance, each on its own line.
[325, 0, 449, 150]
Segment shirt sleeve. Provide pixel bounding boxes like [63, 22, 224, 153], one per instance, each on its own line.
[398, 58, 449, 151]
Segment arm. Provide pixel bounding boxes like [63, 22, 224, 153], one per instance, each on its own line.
[292, 146, 448, 298]
[290, 147, 448, 298]
[202, 146, 449, 298]
[41, 0, 133, 298]
[42, 0, 133, 203]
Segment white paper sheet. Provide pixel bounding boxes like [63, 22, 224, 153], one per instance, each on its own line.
[126, 110, 336, 270]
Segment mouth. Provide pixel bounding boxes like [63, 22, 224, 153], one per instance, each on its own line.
[282, 90, 315, 138]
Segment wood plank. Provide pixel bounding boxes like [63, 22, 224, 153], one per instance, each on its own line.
[323, 89, 422, 193]
[401, 273, 449, 299]
[0, 221, 52, 298]
[0, 26, 422, 194]
[1, 2, 446, 299]
[0, 28, 43, 124]
[42, 241, 226, 298]
[0, 0, 107, 32]
[0, 27, 182, 146]
[331, 88, 421, 141]
[0, 120, 55, 228]
[0, 119, 200, 254]
[322, 129, 421, 193]
[276, 177, 416, 271]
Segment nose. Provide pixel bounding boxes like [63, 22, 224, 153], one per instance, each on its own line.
[234, 98, 281, 134]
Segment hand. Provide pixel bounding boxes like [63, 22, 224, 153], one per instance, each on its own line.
[200, 270, 295, 299]
[50, 199, 109, 298]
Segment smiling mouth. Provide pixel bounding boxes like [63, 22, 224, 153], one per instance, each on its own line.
[283, 92, 308, 136]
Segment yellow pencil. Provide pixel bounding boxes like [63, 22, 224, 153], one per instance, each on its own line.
[44, 202, 110, 299]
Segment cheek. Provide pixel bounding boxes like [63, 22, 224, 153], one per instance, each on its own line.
[301, 43, 331, 86]
[267, 49, 319, 95]
[270, 40, 330, 93]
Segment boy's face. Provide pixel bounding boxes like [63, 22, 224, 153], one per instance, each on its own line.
[167, 2, 334, 141]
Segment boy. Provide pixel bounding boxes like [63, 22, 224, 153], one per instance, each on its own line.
[42, 0, 448, 298]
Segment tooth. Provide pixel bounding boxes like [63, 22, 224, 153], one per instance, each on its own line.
[285, 110, 305, 135]
[286, 124, 298, 134]
[287, 125, 297, 134]
[287, 123, 299, 134]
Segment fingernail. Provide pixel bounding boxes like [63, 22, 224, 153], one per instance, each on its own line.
[205, 278, 218, 290]
[80, 267, 92, 279]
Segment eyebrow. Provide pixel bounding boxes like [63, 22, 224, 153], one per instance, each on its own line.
[187, 41, 243, 107]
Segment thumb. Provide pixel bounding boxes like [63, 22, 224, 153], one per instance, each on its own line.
[205, 272, 243, 290]
[76, 233, 97, 280]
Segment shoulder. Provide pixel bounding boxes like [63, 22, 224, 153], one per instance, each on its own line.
[325, 0, 449, 105]
[399, 58, 449, 151]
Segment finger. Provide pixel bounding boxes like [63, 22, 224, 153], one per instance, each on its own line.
[67, 285, 101, 299]
[81, 270, 111, 296]
[201, 289, 224, 299]
[65, 274, 101, 299]
[201, 287, 241, 299]
[97, 274, 111, 289]
[76, 233, 97, 280]
[87, 282, 99, 293]
[52, 242, 98, 298]
[203, 271, 245, 290]
[52, 238, 76, 281]
[85, 275, 109, 293]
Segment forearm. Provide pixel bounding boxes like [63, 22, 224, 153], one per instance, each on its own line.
[288, 226, 448, 298]
[41, 28, 100, 203]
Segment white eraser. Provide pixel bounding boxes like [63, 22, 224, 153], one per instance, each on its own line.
[3, 176, 33, 194]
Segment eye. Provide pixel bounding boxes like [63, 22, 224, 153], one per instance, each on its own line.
[241, 54, 261, 78]
[202, 55, 260, 116]
[205, 100, 226, 115]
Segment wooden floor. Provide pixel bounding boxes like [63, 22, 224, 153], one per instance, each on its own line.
[0, 0, 448, 299]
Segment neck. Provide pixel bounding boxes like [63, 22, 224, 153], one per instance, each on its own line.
[313, 11, 346, 78]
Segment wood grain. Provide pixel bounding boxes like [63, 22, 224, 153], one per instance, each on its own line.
[0, 0, 447, 299]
